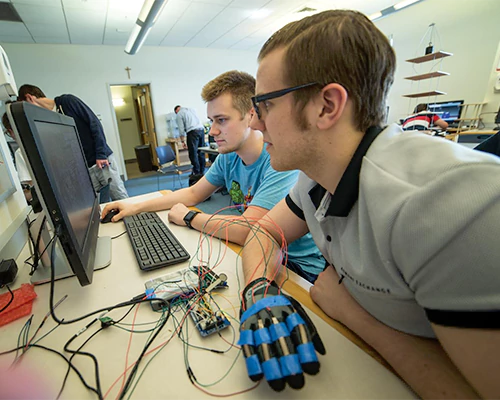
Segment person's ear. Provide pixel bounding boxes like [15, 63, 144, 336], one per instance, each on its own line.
[316, 83, 348, 130]
[25, 94, 36, 104]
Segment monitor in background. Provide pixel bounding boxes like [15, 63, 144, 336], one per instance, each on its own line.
[495, 104, 500, 125]
[428, 100, 464, 123]
[8, 101, 110, 286]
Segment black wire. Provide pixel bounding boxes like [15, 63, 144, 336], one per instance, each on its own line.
[48, 227, 168, 325]
[0, 343, 100, 397]
[110, 231, 127, 240]
[118, 302, 171, 400]
[31, 215, 47, 274]
[60, 327, 104, 400]
[0, 285, 14, 313]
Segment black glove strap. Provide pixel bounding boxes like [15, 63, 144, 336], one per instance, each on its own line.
[242, 278, 280, 310]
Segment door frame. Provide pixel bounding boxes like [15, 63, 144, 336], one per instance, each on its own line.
[106, 81, 158, 181]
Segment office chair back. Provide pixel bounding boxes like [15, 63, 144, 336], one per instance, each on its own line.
[156, 145, 176, 166]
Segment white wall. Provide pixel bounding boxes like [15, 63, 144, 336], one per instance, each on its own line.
[2, 44, 258, 177]
[375, 0, 500, 124]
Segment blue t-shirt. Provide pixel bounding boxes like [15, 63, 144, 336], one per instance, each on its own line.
[205, 145, 325, 277]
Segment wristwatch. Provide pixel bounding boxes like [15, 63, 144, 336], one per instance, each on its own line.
[183, 210, 200, 229]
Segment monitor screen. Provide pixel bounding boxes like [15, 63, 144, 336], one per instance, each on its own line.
[9, 102, 99, 286]
[427, 100, 464, 122]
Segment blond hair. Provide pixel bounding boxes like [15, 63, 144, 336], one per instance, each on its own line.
[201, 70, 255, 118]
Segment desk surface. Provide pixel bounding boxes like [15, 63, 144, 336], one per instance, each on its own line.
[198, 146, 219, 156]
[0, 193, 415, 399]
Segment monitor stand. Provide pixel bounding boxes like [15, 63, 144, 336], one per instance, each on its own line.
[28, 213, 112, 285]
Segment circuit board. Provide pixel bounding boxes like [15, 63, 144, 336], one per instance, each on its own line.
[144, 264, 228, 311]
[185, 296, 231, 337]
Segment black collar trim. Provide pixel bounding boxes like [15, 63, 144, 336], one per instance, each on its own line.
[308, 126, 383, 217]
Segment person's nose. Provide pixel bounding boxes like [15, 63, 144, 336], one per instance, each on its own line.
[250, 111, 264, 132]
[209, 124, 220, 137]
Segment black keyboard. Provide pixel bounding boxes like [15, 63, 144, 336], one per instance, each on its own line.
[123, 212, 190, 271]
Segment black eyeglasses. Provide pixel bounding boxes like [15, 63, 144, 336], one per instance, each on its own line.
[251, 82, 319, 119]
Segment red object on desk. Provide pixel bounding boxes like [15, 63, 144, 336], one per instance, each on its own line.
[0, 284, 37, 327]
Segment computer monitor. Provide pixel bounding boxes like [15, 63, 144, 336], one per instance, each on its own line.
[427, 100, 464, 123]
[8, 101, 109, 286]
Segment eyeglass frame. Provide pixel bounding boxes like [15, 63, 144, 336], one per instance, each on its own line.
[251, 82, 319, 119]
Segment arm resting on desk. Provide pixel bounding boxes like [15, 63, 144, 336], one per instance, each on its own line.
[310, 267, 479, 399]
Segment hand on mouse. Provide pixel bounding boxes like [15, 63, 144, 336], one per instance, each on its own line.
[101, 202, 138, 222]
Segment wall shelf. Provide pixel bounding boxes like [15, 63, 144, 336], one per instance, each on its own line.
[406, 51, 453, 64]
[403, 90, 446, 98]
[404, 71, 450, 81]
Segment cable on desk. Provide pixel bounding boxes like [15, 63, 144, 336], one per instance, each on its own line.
[0, 284, 14, 313]
[110, 231, 127, 240]
[60, 323, 105, 400]
[0, 343, 100, 398]
[46, 227, 168, 326]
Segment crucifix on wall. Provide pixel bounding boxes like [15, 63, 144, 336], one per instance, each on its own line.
[125, 66, 131, 79]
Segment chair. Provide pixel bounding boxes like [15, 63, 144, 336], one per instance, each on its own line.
[155, 145, 191, 190]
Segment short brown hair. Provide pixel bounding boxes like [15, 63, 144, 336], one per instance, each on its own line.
[415, 103, 428, 113]
[2, 111, 11, 132]
[259, 10, 396, 132]
[17, 84, 46, 101]
[201, 71, 255, 118]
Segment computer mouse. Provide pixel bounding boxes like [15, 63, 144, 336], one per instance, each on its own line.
[101, 209, 119, 224]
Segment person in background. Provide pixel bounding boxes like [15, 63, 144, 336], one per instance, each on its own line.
[17, 84, 128, 201]
[240, 9, 499, 397]
[174, 104, 206, 177]
[2, 109, 32, 201]
[103, 70, 325, 282]
[402, 103, 449, 131]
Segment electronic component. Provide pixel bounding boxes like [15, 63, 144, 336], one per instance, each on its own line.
[144, 264, 228, 311]
[0, 259, 18, 286]
[185, 296, 230, 337]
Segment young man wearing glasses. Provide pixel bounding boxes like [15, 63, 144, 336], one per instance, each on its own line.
[239, 9, 500, 397]
[103, 70, 325, 283]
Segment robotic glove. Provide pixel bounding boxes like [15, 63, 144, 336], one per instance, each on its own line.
[238, 278, 326, 391]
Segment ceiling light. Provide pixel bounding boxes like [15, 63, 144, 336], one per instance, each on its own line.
[112, 98, 125, 107]
[394, 0, 421, 10]
[368, 11, 382, 20]
[249, 9, 271, 19]
[125, 0, 167, 55]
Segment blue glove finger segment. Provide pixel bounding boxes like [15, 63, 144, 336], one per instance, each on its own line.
[240, 296, 292, 324]
[269, 322, 289, 342]
[255, 327, 272, 346]
[238, 329, 254, 346]
[245, 354, 263, 378]
[279, 354, 302, 377]
[263, 358, 282, 382]
[286, 312, 306, 331]
[297, 342, 319, 364]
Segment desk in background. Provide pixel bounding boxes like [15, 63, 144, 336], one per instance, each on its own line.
[198, 145, 219, 156]
[0, 193, 415, 399]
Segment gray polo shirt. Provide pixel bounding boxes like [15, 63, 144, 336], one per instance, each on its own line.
[287, 124, 500, 338]
[176, 107, 203, 136]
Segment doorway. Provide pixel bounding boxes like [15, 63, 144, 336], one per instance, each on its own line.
[109, 84, 158, 180]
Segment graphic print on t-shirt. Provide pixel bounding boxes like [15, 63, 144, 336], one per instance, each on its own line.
[229, 180, 253, 212]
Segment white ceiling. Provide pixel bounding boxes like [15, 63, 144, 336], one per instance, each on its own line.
[0, 0, 398, 51]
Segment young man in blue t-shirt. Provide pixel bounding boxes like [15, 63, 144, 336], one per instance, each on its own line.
[103, 70, 324, 281]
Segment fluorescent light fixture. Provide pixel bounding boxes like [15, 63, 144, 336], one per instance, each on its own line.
[249, 9, 272, 19]
[368, 11, 382, 20]
[125, 0, 167, 55]
[112, 98, 125, 107]
[394, 0, 421, 10]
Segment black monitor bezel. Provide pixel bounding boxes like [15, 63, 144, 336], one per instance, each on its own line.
[10, 101, 99, 286]
[428, 99, 465, 122]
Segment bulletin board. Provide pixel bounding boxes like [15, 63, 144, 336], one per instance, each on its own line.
[0, 142, 17, 202]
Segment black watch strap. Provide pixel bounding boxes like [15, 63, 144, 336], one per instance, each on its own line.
[183, 210, 200, 229]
